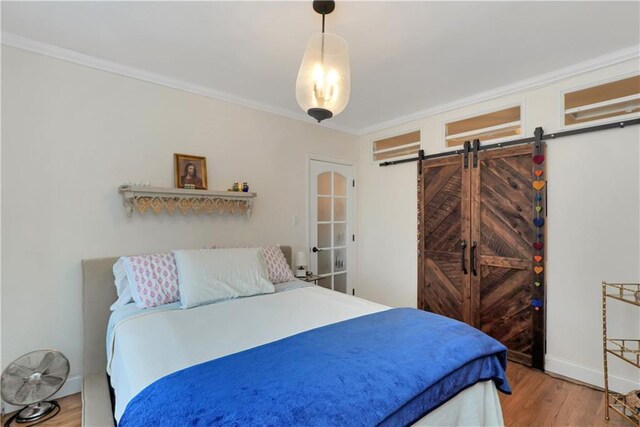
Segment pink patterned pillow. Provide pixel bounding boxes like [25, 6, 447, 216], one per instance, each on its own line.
[261, 246, 295, 284]
[123, 252, 180, 308]
[206, 245, 295, 284]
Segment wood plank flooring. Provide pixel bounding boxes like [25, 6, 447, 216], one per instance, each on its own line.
[500, 363, 630, 426]
[2, 393, 82, 427]
[2, 363, 632, 426]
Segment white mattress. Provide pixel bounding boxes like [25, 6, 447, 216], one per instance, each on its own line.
[107, 282, 503, 425]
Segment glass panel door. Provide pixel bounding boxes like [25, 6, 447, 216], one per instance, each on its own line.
[310, 161, 353, 294]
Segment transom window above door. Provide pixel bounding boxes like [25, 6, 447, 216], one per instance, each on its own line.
[445, 105, 523, 148]
[372, 130, 421, 162]
[562, 74, 640, 127]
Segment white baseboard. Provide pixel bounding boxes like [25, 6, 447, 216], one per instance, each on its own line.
[546, 354, 640, 393]
[1, 373, 81, 416]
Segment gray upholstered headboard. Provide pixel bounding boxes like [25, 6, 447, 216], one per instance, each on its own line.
[81, 246, 292, 377]
[81, 256, 119, 426]
[82, 256, 119, 377]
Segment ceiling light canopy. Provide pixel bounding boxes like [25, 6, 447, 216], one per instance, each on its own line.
[296, 0, 351, 123]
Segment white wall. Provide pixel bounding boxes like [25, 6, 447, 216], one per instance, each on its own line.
[545, 128, 639, 390]
[0, 46, 357, 399]
[357, 58, 640, 391]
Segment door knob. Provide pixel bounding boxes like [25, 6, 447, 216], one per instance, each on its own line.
[312, 247, 324, 253]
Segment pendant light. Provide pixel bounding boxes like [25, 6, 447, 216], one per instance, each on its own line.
[296, 0, 350, 123]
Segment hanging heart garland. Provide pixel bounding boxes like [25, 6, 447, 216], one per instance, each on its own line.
[532, 180, 545, 190]
[533, 155, 545, 165]
[530, 298, 543, 311]
[532, 145, 545, 300]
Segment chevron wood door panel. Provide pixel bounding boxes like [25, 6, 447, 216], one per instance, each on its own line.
[478, 266, 533, 364]
[471, 144, 545, 369]
[418, 156, 470, 323]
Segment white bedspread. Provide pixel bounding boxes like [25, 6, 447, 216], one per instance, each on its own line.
[107, 282, 503, 425]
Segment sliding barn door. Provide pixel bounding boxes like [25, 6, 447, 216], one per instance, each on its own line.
[470, 144, 545, 369]
[418, 142, 546, 370]
[418, 155, 471, 323]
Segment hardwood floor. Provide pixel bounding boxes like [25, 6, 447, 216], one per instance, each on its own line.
[2, 394, 81, 427]
[2, 363, 631, 426]
[500, 363, 629, 426]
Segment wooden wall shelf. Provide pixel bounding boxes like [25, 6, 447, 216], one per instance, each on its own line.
[118, 185, 256, 217]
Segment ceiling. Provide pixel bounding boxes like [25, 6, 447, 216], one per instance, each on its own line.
[3, 1, 639, 134]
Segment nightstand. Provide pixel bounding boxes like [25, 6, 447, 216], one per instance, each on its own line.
[299, 274, 323, 285]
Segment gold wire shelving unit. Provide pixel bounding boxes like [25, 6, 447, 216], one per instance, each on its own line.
[602, 282, 640, 425]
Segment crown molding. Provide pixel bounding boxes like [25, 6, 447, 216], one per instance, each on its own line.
[1, 32, 359, 135]
[3, 32, 638, 137]
[358, 44, 640, 136]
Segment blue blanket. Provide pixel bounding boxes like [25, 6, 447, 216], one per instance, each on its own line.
[119, 308, 510, 426]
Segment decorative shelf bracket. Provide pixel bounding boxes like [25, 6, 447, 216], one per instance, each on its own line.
[118, 185, 256, 217]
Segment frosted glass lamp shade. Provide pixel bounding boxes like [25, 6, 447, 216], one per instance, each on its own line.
[296, 33, 351, 122]
[295, 251, 308, 267]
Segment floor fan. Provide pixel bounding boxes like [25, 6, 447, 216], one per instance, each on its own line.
[1, 350, 69, 424]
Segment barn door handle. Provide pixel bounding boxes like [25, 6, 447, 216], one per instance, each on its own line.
[461, 240, 468, 275]
[470, 241, 478, 276]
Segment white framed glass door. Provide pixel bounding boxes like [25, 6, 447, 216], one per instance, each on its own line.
[309, 160, 354, 294]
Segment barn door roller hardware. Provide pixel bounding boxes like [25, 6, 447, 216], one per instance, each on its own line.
[383, 118, 639, 167]
[472, 139, 480, 168]
[463, 141, 470, 169]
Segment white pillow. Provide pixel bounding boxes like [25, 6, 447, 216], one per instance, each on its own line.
[110, 258, 134, 311]
[173, 248, 275, 309]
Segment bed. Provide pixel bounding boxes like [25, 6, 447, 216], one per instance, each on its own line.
[82, 246, 509, 426]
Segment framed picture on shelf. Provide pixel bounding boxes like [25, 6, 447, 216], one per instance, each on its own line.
[174, 153, 208, 190]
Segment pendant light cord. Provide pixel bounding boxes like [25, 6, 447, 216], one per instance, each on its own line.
[320, 13, 326, 64]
